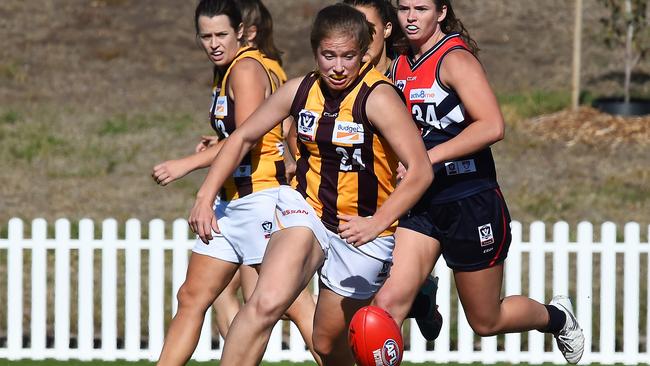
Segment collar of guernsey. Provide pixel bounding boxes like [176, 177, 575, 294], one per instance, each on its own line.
[289, 62, 401, 236]
[210, 46, 287, 202]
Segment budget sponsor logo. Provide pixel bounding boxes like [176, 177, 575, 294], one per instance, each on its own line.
[332, 121, 364, 144]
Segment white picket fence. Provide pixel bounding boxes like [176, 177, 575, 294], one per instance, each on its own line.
[0, 218, 648, 364]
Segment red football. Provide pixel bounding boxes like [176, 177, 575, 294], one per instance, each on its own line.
[348, 305, 404, 366]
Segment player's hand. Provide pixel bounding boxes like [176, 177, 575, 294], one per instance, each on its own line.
[337, 215, 382, 247]
[188, 199, 219, 244]
[152, 159, 191, 186]
[396, 162, 406, 181]
[195, 135, 219, 153]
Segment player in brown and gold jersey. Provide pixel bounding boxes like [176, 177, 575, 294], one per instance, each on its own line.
[152, 1, 319, 365]
[188, 4, 432, 365]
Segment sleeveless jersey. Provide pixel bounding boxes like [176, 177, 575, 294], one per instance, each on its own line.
[261, 56, 287, 88]
[289, 63, 399, 236]
[390, 33, 499, 203]
[209, 47, 286, 201]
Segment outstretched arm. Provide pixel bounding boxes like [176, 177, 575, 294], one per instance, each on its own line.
[152, 139, 225, 186]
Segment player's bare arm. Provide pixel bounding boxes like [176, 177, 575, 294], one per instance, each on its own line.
[427, 49, 505, 165]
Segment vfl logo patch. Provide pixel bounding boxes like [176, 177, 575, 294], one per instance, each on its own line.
[444, 159, 476, 176]
[214, 96, 228, 117]
[297, 109, 319, 141]
[409, 88, 436, 103]
[395, 80, 406, 91]
[332, 121, 364, 144]
[478, 223, 495, 247]
[261, 221, 273, 239]
[371, 339, 400, 366]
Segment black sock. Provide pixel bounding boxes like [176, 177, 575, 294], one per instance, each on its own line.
[539, 304, 566, 333]
[406, 292, 430, 318]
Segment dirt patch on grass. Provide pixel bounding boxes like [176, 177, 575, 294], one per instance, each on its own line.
[529, 107, 650, 147]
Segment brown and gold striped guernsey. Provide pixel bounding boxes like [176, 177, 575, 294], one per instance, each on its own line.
[209, 47, 286, 201]
[289, 63, 400, 236]
[261, 56, 287, 89]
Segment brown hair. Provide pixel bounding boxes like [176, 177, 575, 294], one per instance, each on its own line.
[310, 4, 374, 57]
[342, 0, 408, 56]
[234, 0, 283, 64]
[434, 0, 479, 54]
[194, 0, 242, 35]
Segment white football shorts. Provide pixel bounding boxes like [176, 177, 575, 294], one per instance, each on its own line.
[192, 187, 280, 265]
[273, 186, 394, 299]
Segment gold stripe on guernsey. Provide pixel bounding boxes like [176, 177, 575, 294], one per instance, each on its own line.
[261, 57, 288, 88]
[215, 47, 286, 201]
[293, 63, 399, 236]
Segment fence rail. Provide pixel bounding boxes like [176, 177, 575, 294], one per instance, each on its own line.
[0, 218, 648, 364]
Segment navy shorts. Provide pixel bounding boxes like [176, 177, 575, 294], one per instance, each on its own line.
[398, 188, 511, 271]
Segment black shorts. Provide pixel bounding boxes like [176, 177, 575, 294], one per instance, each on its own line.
[398, 188, 511, 271]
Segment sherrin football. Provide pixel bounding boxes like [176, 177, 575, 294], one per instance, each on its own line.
[348, 305, 404, 366]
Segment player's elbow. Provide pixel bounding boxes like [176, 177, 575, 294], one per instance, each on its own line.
[412, 160, 433, 190]
[493, 121, 505, 142]
[488, 118, 505, 143]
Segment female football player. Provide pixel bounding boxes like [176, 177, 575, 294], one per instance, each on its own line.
[372, 1, 585, 363]
[206, 0, 313, 341]
[188, 4, 432, 365]
[344, 0, 443, 342]
[153, 1, 319, 365]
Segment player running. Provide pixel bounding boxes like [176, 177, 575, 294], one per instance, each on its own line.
[372, 1, 585, 363]
[188, 4, 432, 365]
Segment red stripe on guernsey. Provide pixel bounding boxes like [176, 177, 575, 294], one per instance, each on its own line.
[489, 188, 508, 267]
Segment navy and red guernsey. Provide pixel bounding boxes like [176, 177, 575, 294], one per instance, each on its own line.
[390, 33, 499, 203]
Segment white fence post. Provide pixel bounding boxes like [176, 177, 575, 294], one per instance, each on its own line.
[7, 218, 24, 359]
[528, 221, 545, 357]
[77, 218, 95, 360]
[551, 221, 570, 363]
[31, 218, 47, 360]
[576, 221, 593, 363]
[101, 219, 118, 360]
[504, 221, 522, 363]
[148, 219, 166, 359]
[623, 223, 640, 364]
[54, 218, 71, 358]
[600, 222, 617, 364]
[124, 219, 142, 361]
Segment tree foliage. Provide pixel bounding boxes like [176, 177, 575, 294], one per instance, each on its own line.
[598, 0, 650, 100]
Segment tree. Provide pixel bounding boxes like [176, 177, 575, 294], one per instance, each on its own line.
[598, 0, 650, 102]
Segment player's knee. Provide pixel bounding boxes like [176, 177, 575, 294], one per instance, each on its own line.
[467, 318, 501, 337]
[248, 292, 287, 324]
[176, 283, 212, 311]
[311, 331, 336, 359]
[373, 290, 406, 323]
